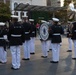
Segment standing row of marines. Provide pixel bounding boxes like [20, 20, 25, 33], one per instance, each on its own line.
[0, 15, 36, 70]
[0, 15, 76, 70]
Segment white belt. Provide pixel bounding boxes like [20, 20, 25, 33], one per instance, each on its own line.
[32, 31, 35, 33]
[0, 37, 4, 39]
[11, 34, 21, 37]
[53, 33, 60, 35]
[25, 32, 29, 34]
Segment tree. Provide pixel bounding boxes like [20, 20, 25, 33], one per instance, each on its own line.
[0, 2, 11, 22]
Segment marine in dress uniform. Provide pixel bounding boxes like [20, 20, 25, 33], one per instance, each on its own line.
[29, 19, 36, 54]
[40, 20, 48, 58]
[22, 16, 31, 60]
[66, 22, 72, 52]
[8, 15, 25, 70]
[71, 22, 76, 60]
[69, 1, 76, 12]
[50, 18, 64, 63]
[68, 1, 76, 23]
[0, 22, 7, 64]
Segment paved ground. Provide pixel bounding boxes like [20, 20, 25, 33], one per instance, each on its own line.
[0, 36, 76, 75]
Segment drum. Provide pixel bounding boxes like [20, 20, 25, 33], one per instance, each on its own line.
[39, 22, 49, 41]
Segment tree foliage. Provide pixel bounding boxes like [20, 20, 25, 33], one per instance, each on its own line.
[0, 2, 11, 22]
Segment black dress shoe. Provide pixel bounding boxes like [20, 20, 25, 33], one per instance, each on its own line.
[72, 58, 76, 60]
[47, 51, 49, 52]
[67, 50, 72, 52]
[11, 67, 19, 70]
[0, 61, 7, 64]
[0, 61, 2, 63]
[49, 49, 52, 50]
[50, 61, 58, 63]
[22, 58, 30, 60]
[41, 56, 47, 58]
[30, 53, 35, 54]
[1, 62, 7, 64]
[22, 58, 26, 60]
